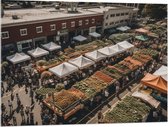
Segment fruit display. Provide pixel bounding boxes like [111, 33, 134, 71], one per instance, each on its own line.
[52, 89, 80, 110]
[68, 88, 86, 100]
[113, 63, 130, 75]
[109, 33, 134, 43]
[103, 96, 151, 123]
[35, 87, 58, 96]
[83, 76, 108, 93]
[138, 49, 159, 58]
[93, 71, 114, 84]
[102, 66, 123, 80]
[132, 53, 152, 64]
[73, 81, 97, 99]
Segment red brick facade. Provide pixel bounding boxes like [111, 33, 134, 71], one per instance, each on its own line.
[2, 15, 103, 45]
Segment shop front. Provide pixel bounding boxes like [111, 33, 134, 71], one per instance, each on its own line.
[17, 39, 33, 52]
[57, 29, 69, 49]
[33, 36, 47, 48]
[2, 43, 16, 60]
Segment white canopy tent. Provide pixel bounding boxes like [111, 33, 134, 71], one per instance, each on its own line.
[109, 44, 126, 54]
[98, 46, 118, 57]
[73, 35, 87, 42]
[132, 91, 160, 109]
[68, 55, 95, 69]
[153, 65, 168, 81]
[6, 53, 31, 64]
[49, 62, 78, 78]
[85, 50, 107, 62]
[42, 42, 61, 51]
[89, 32, 101, 38]
[27, 47, 49, 58]
[116, 26, 131, 32]
[117, 41, 134, 50]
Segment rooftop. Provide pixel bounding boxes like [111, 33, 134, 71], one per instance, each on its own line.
[2, 7, 102, 26]
[2, 6, 136, 26]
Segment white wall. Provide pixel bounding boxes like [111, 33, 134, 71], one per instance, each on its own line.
[102, 7, 137, 30]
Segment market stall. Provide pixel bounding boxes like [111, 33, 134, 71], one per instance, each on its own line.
[85, 50, 107, 62]
[109, 44, 126, 54]
[103, 96, 151, 123]
[132, 91, 160, 109]
[135, 28, 149, 34]
[117, 41, 134, 50]
[68, 55, 95, 69]
[89, 32, 101, 38]
[43, 88, 86, 120]
[6, 52, 31, 64]
[42, 42, 61, 51]
[27, 47, 49, 58]
[135, 35, 149, 41]
[73, 35, 87, 42]
[116, 26, 130, 32]
[49, 62, 78, 78]
[141, 73, 167, 94]
[98, 46, 117, 57]
[153, 65, 167, 82]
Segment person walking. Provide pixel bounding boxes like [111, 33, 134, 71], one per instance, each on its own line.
[97, 110, 104, 123]
[25, 105, 30, 117]
[12, 116, 17, 126]
[10, 91, 14, 101]
[8, 100, 13, 115]
[20, 108, 25, 121]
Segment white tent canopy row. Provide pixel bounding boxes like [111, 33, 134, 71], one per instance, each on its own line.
[109, 44, 126, 54]
[153, 65, 168, 81]
[73, 35, 87, 42]
[85, 50, 107, 62]
[42, 42, 61, 51]
[27, 47, 49, 58]
[89, 32, 101, 38]
[6, 52, 31, 64]
[116, 26, 131, 32]
[97, 41, 133, 57]
[117, 41, 134, 50]
[68, 55, 95, 69]
[49, 62, 78, 78]
[98, 46, 118, 57]
[132, 91, 160, 109]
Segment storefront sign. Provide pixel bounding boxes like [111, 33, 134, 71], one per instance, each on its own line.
[59, 29, 68, 35]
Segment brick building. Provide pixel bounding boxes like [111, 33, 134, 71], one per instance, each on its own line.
[1, 5, 138, 59]
[1, 8, 103, 58]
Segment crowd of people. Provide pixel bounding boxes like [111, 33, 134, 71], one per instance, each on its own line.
[1, 23, 167, 125]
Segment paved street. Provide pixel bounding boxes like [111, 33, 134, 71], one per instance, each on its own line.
[1, 83, 42, 125]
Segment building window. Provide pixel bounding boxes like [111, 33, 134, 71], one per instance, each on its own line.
[62, 23, 66, 29]
[92, 18, 95, 24]
[71, 21, 75, 27]
[79, 20, 82, 26]
[2, 31, 9, 39]
[105, 23, 108, 26]
[20, 29, 27, 36]
[106, 15, 109, 19]
[125, 12, 129, 15]
[85, 19, 89, 25]
[121, 13, 125, 16]
[50, 24, 56, 31]
[110, 22, 114, 25]
[116, 13, 120, 16]
[110, 14, 115, 17]
[36, 26, 43, 33]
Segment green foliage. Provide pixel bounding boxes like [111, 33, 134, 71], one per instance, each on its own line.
[142, 4, 167, 19]
[104, 96, 151, 123]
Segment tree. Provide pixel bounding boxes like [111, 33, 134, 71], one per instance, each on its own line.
[142, 4, 167, 19]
